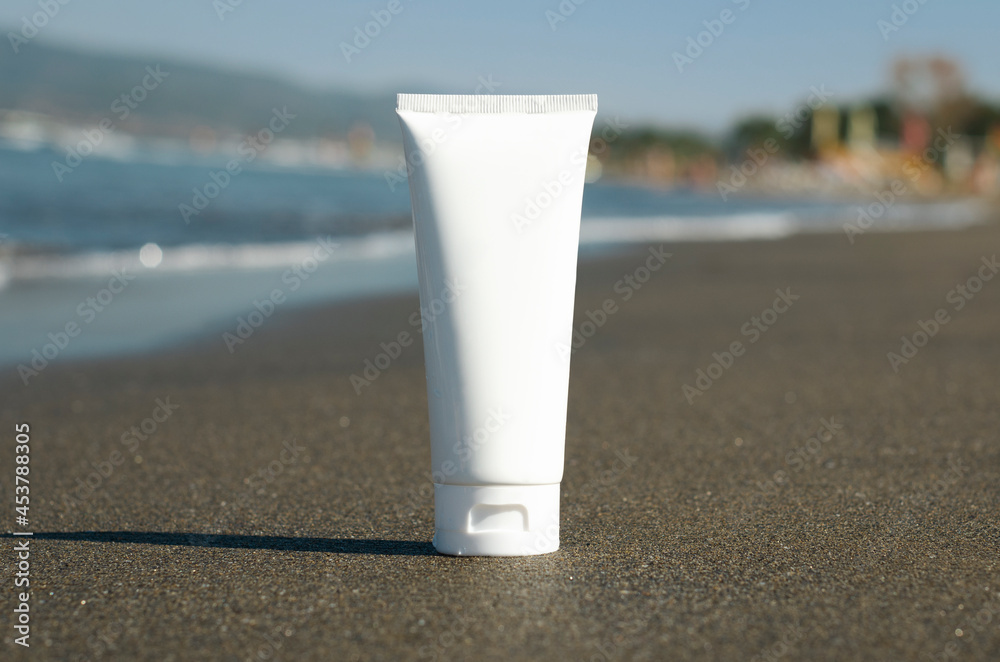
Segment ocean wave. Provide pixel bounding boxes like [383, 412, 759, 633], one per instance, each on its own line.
[0, 201, 987, 287]
[0, 231, 416, 284]
[581, 212, 799, 243]
[580, 200, 986, 244]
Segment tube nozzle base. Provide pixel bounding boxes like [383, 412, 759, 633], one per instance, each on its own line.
[432, 483, 560, 556]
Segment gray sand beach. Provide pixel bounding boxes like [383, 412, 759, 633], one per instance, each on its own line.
[2, 220, 999, 661]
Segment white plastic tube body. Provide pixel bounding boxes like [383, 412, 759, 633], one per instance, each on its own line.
[397, 94, 597, 556]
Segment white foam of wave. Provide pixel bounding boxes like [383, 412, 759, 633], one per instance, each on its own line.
[580, 212, 799, 244]
[0, 231, 416, 283]
[875, 199, 986, 228]
[1, 214, 793, 286]
[579, 200, 988, 245]
[0, 201, 988, 287]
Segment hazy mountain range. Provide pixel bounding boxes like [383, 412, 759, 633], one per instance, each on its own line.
[0, 41, 401, 141]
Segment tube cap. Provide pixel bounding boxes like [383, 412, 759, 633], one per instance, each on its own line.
[433, 483, 560, 556]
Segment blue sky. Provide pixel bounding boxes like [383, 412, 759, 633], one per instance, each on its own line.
[2, 0, 998, 133]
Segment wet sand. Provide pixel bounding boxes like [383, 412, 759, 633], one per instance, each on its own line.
[2, 220, 999, 661]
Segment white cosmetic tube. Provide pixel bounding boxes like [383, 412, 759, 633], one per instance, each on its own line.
[397, 94, 597, 556]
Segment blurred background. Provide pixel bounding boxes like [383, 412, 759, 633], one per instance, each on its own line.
[2, 0, 999, 370]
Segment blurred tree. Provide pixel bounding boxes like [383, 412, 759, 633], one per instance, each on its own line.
[869, 97, 902, 142]
[728, 112, 813, 160]
[599, 127, 718, 185]
[961, 100, 1000, 138]
[725, 116, 782, 157]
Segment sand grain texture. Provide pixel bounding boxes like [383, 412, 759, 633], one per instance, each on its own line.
[2, 223, 999, 661]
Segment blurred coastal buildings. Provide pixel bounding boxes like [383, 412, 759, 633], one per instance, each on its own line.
[1, 45, 997, 199]
[597, 56, 1000, 199]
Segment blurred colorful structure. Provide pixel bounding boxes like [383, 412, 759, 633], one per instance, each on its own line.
[595, 56, 1000, 199]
